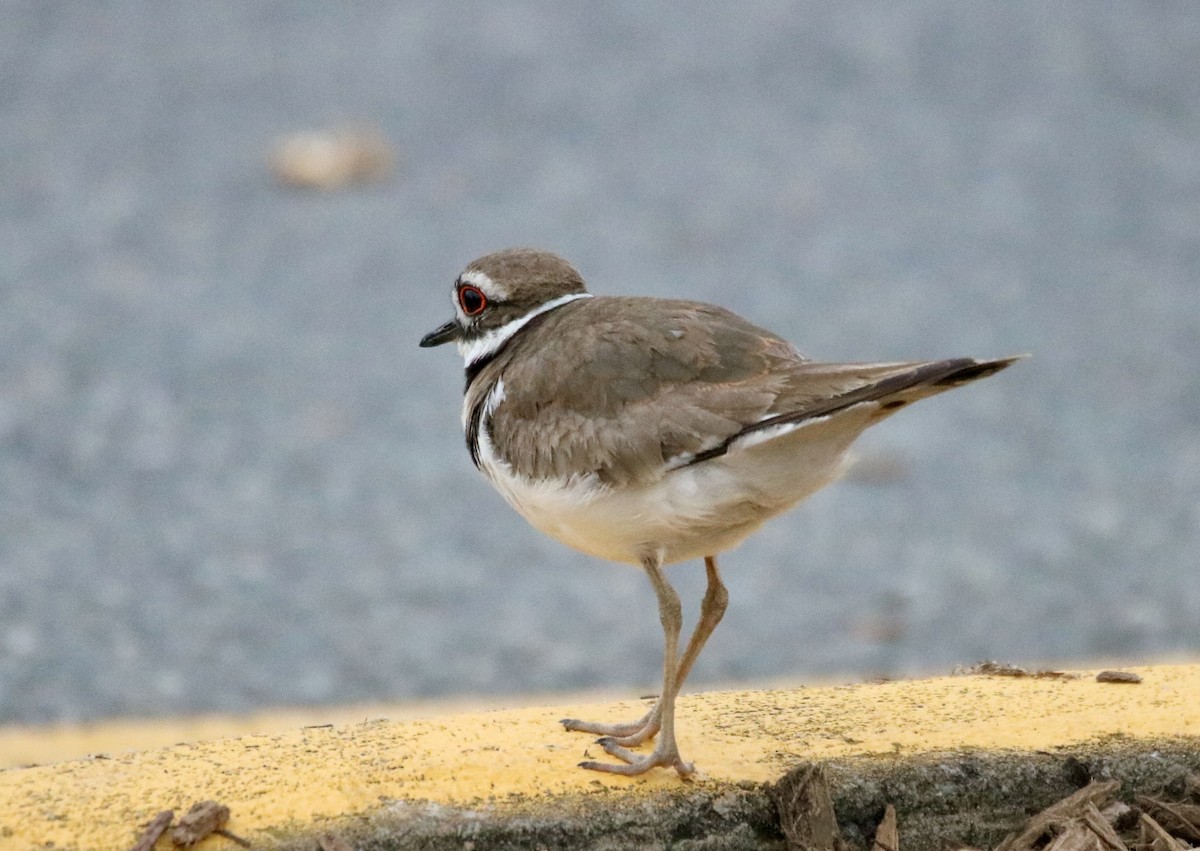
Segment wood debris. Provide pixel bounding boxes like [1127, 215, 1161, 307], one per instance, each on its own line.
[872, 803, 899, 851]
[123, 770, 1200, 851]
[993, 776, 1200, 851]
[996, 779, 1123, 851]
[1137, 795, 1200, 845]
[128, 810, 173, 851]
[171, 800, 231, 847]
[953, 661, 1080, 680]
[769, 763, 846, 851]
[1139, 812, 1188, 851]
[125, 800, 251, 849]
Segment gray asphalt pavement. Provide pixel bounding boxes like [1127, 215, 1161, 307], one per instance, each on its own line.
[2, 3, 1198, 724]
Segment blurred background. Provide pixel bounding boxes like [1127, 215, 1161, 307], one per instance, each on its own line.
[2, 2, 1198, 727]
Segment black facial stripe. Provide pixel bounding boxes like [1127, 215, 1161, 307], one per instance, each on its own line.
[465, 388, 487, 469]
[464, 351, 496, 394]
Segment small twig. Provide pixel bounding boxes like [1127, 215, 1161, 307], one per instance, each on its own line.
[1044, 821, 1101, 851]
[1140, 812, 1187, 851]
[214, 827, 252, 848]
[1137, 796, 1200, 845]
[1082, 801, 1129, 851]
[128, 810, 173, 851]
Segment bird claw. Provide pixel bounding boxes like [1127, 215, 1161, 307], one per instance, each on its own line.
[596, 736, 638, 763]
[578, 742, 694, 777]
[560, 716, 639, 737]
[596, 721, 659, 747]
[564, 710, 684, 776]
[560, 709, 658, 741]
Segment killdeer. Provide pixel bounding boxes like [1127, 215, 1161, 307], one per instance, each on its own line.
[420, 248, 1019, 777]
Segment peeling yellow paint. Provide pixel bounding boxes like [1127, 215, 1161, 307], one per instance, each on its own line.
[1, 665, 1197, 851]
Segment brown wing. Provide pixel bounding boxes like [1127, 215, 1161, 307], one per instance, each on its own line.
[485, 295, 1016, 485]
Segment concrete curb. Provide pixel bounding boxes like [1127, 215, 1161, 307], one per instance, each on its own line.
[2, 664, 1197, 850]
[269, 743, 1200, 851]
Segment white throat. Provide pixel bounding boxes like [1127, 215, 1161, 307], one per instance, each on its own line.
[458, 292, 593, 367]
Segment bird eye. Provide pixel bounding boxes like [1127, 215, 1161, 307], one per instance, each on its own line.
[458, 285, 487, 316]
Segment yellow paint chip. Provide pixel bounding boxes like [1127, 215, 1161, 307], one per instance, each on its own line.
[1, 664, 1197, 850]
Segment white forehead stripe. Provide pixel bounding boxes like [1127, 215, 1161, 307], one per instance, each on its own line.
[458, 292, 593, 366]
[459, 269, 505, 299]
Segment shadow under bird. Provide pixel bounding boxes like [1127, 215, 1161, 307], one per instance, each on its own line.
[420, 248, 1020, 777]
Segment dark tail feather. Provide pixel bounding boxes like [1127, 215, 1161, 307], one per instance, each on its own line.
[775, 354, 1025, 425]
[932, 355, 1025, 387]
[686, 354, 1025, 466]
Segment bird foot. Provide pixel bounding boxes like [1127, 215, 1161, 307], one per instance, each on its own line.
[560, 708, 658, 743]
[579, 737, 694, 778]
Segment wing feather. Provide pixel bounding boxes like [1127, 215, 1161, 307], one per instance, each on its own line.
[480, 295, 1016, 485]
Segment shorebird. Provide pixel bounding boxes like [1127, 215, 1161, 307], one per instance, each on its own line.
[421, 248, 1019, 776]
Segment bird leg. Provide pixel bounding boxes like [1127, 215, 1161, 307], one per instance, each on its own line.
[570, 555, 728, 777]
[561, 556, 729, 744]
[591, 556, 729, 748]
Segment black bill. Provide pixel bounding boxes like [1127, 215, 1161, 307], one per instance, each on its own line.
[419, 320, 460, 347]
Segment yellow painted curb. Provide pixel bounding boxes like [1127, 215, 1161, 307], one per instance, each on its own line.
[1, 664, 1197, 850]
[0, 694, 603, 771]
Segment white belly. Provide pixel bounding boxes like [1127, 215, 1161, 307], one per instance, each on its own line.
[477, 409, 875, 566]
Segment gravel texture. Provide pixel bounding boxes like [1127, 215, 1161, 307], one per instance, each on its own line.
[1, 3, 1198, 723]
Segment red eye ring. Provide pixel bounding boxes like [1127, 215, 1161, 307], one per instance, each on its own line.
[458, 285, 487, 316]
